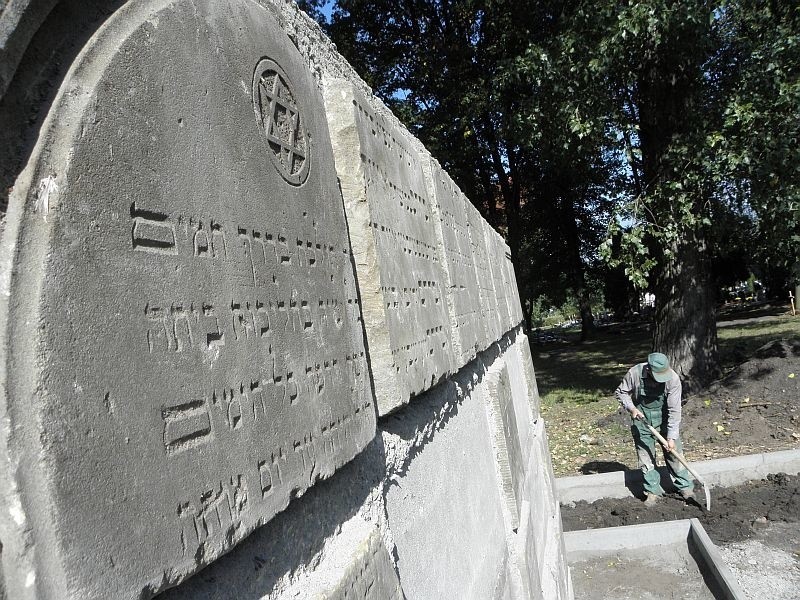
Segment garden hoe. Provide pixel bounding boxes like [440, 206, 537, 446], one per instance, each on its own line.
[640, 419, 711, 511]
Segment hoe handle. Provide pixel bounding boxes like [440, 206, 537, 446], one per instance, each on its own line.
[638, 417, 711, 510]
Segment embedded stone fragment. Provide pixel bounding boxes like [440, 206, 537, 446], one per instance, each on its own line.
[0, 2, 375, 599]
[312, 526, 403, 600]
[485, 359, 525, 530]
[324, 79, 455, 415]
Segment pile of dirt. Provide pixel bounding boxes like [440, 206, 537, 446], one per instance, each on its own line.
[561, 473, 800, 545]
[681, 339, 800, 454]
[595, 338, 800, 458]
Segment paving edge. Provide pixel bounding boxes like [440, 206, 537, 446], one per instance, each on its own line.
[564, 519, 746, 600]
[556, 448, 800, 504]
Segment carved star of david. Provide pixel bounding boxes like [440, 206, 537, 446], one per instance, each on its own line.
[252, 59, 310, 185]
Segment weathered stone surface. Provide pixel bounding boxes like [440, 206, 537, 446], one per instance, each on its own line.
[0, 0, 58, 98]
[484, 222, 512, 335]
[311, 525, 403, 600]
[423, 155, 483, 367]
[516, 333, 541, 419]
[516, 500, 544, 598]
[524, 420, 572, 600]
[323, 78, 455, 415]
[485, 358, 525, 530]
[384, 369, 507, 600]
[505, 247, 524, 325]
[466, 200, 500, 348]
[505, 333, 536, 459]
[0, 2, 375, 599]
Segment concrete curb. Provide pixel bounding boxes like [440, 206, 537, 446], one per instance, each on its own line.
[564, 519, 746, 600]
[556, 449, 800, 504]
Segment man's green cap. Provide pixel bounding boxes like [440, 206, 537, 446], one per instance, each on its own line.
[648, 352, 673, 383]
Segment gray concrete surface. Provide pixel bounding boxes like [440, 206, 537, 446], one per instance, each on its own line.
[298, 519, 403, 600]
[486, 358, 527, 529]
[557, 449, 800, 505]
[566, 520, 746, 600]
[323, 78, 456, 416]
[0, 1, 376, 598]
[383, 361, 508, 600]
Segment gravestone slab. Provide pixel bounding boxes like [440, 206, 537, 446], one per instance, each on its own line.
[0, 1, 375, 599]
[324, 79, 455, 415]
[505, 247, 523, 325]
[466, 199, 500, 348]
[485, 359, 525, 530]
[423, 155, 483, 367]
[490, 227, 513, 334]
[484, 221, 511, 337]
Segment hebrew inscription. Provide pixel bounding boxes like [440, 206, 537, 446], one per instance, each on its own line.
[324, 79, 455, 414]
[467, 201, 501, 349]
[424, 157, 483, 368]
[0, 2, 375, 599]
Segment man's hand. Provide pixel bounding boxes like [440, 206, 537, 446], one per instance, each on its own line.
[665, 438, 676, 452]
[630, 407, 644, 421]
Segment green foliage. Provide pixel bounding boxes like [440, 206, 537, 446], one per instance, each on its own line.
[309, 1, 799, 366]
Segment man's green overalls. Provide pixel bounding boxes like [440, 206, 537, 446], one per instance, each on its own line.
[631, 365, 694, 496]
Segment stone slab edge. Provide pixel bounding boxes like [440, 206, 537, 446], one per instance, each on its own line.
[557, 449, 800, 504]
[688, 518, 747, 600]
[564, 520, 692, 559]
[566, 518, 746, 600]
[302, 519, 404, 600]
[0, 0, 59, 97]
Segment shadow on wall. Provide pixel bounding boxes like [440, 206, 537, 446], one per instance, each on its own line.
[380, 328, 518, 481]
[0, 0, 126, 217]
[155, 435, 388, 600]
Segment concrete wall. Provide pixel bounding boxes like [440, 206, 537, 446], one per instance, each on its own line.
[0, 1, 572, 599]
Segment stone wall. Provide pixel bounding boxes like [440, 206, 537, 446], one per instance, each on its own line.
[0, 1, 571, 599]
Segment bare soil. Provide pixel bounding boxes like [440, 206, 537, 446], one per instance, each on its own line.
[596, 338, 800, 462]
[561, 473, 800, 545]
[682, 338, 800, 456]
[562, 474, 800, 600]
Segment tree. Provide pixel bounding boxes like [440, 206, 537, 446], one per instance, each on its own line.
[567, 1, 723, 391]
[713, 1, 800, 296]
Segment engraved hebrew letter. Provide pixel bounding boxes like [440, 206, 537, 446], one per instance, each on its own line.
[162, 399, 213, 454]
[131, 202, 177, 255]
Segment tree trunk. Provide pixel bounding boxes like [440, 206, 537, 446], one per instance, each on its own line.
[651, 231, 720, 394]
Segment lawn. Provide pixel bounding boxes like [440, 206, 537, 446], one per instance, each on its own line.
[533, 309, 800, 476]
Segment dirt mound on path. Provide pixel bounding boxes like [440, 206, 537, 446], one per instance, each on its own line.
[561, 473, 800, 544]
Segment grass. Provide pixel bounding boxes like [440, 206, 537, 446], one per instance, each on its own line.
[533, 309, 800, 476]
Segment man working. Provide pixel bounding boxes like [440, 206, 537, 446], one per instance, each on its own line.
[615, 352, 694, 506]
